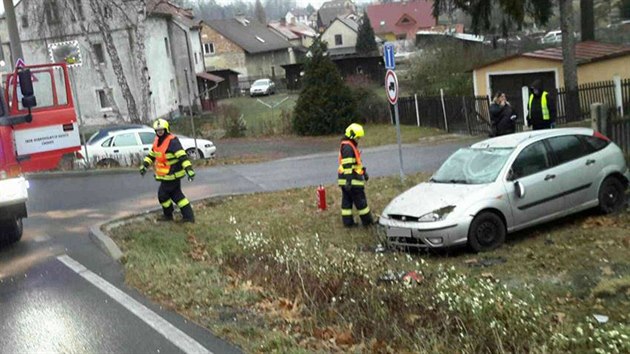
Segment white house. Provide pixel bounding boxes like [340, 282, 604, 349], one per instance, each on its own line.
[320, 16, 359, 55]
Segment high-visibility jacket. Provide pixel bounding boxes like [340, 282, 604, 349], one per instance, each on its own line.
[337, 139, 365, 187]
[528, 91, 550, 121]
[143, 134, 193, 181]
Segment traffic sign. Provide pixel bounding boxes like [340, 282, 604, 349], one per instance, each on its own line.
[383, 43, 395, 70]
[15, 58, 25, 68]
[385, 69, 398, 105]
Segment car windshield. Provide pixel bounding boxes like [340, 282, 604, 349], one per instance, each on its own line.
[253, 80, 268, 87]
[431, 148, 513, 184]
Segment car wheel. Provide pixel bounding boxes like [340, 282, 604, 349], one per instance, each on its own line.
[597, 176, 626, 214]
[468, 211, 506, 252]
[0, 217, 23, 245]
[96, 158, 120, 168]
[186, 148, 204, 160]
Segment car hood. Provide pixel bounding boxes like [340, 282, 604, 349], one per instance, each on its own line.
[383, 182, 489, 218]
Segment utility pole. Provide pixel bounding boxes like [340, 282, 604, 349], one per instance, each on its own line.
[4, 0, 24, 64]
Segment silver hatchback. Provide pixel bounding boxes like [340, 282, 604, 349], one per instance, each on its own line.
[379, 128, 630, 252]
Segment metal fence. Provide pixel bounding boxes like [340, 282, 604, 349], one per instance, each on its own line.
[607, 117, 630, 156]
[556, 81, 617, 124]
[397, 78, 630, 138]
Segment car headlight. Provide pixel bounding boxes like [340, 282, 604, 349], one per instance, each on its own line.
[204, 143, 213, 148]
[417, 206, 455, 222]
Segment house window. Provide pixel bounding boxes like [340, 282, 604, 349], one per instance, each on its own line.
[21, 15, 28, 28]
[194, 52, 198, 65]
[164, 37, 170, 58]
[72, 0, 85, 21]
[93, 43, 106, 64]
[335, 34, 343, 45]
[44, 1, 61, 24]
[170, 79, 176, 101]
[203, 42, 215, 55]
[400, 17, 410, 24]
[96, 89, 111, 109]
[103, 5, 112, 18]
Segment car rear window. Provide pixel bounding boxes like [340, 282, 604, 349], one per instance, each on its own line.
[546, 135, 590, 165]
[581, 135, 609, 153]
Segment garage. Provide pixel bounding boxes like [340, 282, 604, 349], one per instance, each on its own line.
[473, 41, 630, 120]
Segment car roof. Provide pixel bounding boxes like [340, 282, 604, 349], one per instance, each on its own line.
[471, 127, 595, 149]
[87, 125, 152, 144]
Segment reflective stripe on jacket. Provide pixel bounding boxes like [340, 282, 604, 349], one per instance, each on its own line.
[337, 139, 365, 187]
[144, 135, 192, 181]
[528, 91, 550, 121]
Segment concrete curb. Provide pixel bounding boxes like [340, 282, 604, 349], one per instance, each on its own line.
[89, 222, 124, 261]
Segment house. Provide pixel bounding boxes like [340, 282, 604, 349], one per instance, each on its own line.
[207, 69, 241, 99]
[320, 17, 359, 55]
[366, 0, 436, 42]
[317, 0, 357, 31]
[201, 16, 293, 84]
[7, 0, 206, 125]
[285, 8, 310, 26]
[268, 19, 317, 50]
[472, 41, 630, 119]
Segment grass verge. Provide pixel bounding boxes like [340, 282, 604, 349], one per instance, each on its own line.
[111, 173, 630, 353]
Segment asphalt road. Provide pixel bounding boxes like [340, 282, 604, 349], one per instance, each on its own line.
[0, 140, 468, 353]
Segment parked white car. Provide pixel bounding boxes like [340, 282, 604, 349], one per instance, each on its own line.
[541, 30, 562, 44]
[379, 128, 629, 252]
[76, 125, 216, 167]
[249, 79, 276, 97]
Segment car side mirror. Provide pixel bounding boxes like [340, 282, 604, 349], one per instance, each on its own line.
[514, 181, 525, 198]
[18, 69, 37, 110]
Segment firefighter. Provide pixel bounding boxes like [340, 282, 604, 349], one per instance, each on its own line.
[140, 119, 196, 223]
[338, 123, 373, 227]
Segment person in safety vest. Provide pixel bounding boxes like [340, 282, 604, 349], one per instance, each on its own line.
[338, 123, 373, 227]
[526, 79, 556, 130]
[139, 119, 196, 223]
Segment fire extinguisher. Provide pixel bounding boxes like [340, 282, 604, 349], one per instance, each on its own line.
[317, 185, 327, 211]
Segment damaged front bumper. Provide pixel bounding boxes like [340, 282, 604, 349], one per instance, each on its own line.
[377, 215, 472, 249]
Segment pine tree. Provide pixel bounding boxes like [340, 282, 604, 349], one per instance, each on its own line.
[356, 11, 378, 55]
[255, 0, 267, 24]
[293, 39, 358, 136]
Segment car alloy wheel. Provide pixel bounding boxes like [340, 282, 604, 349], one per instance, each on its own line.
[468, 211, 506, 252]
[598, 176, 626, 214]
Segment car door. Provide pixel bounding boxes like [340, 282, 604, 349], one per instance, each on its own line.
[506, 140, 565, 228]
[138, 131, 155, 155]
[545, 135, 600, 210]
[110, 132, 143, 166]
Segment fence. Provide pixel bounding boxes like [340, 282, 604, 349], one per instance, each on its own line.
[607, 117, 630, 156]
[556, 81, 617, 124]
[397, 78, 630, 138]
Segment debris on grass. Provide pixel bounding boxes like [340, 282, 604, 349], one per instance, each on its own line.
[593, 314, 609, 324]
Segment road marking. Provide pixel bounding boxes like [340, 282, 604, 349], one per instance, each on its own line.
[57, 255, 212, 354]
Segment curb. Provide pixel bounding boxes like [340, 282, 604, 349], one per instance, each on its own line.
[27, 168, 136, 180]
[89, 222, 124, 261]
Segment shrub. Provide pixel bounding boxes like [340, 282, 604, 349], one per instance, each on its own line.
[217, 104, 247, 138]
[293, 38, 357, 136]
[346, 76, 390, 124]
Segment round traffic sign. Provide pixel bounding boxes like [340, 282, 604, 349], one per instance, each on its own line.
[385, 69, 398, 105]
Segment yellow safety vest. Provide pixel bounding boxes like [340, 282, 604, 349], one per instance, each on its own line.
[528, 91, 550, 121]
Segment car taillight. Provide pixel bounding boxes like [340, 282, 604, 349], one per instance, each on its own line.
[593, 131, 610, 142]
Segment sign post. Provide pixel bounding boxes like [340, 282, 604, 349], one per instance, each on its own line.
[385, 69, 404, 183]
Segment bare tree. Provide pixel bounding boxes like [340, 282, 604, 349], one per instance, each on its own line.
[559, 0, 579, 121]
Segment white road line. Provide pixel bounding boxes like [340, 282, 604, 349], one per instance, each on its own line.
[57, 255, 212, 354]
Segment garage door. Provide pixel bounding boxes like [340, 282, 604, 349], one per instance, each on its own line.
[490, 72, 556, 124]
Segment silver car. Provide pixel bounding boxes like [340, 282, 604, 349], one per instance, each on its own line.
[379, 128, 630, 252]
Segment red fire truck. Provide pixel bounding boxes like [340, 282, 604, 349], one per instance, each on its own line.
[0, 63, 81, 244]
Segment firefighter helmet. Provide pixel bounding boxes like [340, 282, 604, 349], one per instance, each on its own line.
[153, 119, 170, 133]
[345, 123, 364, 139]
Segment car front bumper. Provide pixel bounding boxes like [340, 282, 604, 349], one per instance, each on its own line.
[201, 145, 217, 158]
[378, 215, 473, 249]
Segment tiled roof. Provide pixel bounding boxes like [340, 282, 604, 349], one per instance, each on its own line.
[318, 0, 355, 28]
[148, 0, 200, 29]
[523, 41, 630, 63]
[338, 17, 359, 32]
[206, 18, 291, 54]
[366, 0, 435, 38]
[474, 41, 630, 69]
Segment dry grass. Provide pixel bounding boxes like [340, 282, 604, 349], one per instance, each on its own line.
[110, 174, 630, 353]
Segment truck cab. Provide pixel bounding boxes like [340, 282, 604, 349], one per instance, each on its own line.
[0, 63, 80, 245]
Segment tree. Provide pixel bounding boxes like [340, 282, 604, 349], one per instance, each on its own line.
[293, 38, 357, 136]
[621, 0, 630, 19]
[306, 3, 315, 15]
[355, 11, 377, 55]
[580, 0, 594, 41]
[434, 0, 581, 122]
[255, 0, 267, 24]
